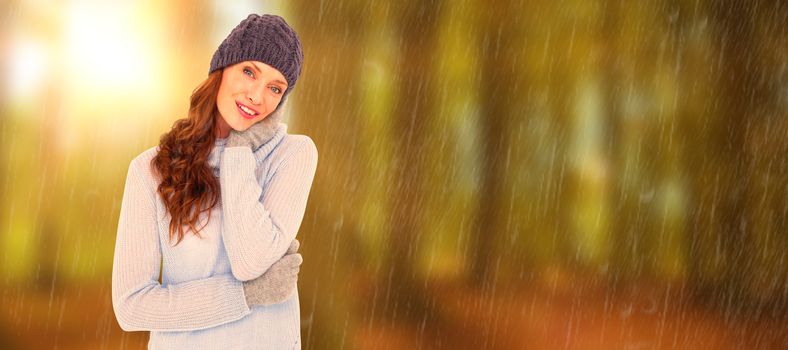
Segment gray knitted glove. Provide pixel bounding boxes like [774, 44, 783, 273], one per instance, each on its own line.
[225, 111, 282, 151]
[242, 238, 302, 306]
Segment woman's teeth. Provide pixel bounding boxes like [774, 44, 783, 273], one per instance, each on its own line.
[238, 104, 257, 115]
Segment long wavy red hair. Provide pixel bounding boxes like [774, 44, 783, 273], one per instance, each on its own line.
[150, 70, 224, 246]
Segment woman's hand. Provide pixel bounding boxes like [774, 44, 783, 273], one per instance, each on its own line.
[225, 114, 280, 151]
[242, 238, 302, 306]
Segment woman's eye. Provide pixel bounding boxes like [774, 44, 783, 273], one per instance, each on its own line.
[270, 86, 282, 94]
[243, 68, 254, 78]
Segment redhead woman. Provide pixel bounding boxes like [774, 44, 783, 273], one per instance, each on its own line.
[111, 14, 316, 349]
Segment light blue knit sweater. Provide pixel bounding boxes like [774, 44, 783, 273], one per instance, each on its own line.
[111, 123, 317, 349]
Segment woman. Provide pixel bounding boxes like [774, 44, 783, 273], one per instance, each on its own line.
[111, 14, 316, 349]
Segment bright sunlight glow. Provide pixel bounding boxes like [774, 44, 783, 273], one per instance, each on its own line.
[64, 3, 150, 90]
[7, 37, 47, 99]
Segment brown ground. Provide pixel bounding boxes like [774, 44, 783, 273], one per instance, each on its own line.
[1, 270, 786, 350]
[353, 268, 788, 350]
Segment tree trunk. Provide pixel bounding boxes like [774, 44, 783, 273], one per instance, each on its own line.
[379, 0, 444, 323]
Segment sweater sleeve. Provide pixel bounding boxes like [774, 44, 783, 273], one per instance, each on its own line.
[111, 156, 251, 332]
[220, 136, 318, 281]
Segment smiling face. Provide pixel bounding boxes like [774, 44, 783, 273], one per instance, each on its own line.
[215, 60, 289, 137]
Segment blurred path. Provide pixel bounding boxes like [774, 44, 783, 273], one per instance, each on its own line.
[354, 269, 788, 350]
[1, 272, 786, 349]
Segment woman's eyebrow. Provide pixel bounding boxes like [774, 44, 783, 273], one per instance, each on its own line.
[249, 62, 263, 74]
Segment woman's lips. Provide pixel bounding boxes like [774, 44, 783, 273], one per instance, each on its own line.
[236, 102, 259, 119]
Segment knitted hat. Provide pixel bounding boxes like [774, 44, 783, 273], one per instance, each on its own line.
[209, 14, 304, 109]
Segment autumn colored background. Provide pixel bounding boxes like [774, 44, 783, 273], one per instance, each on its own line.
[1, 0, 786, 349]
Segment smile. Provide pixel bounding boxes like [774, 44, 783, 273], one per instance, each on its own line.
[236, 102, 259, 119]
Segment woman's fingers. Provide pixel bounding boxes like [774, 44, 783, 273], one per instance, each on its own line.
[283, 253, 303, 266]
[286, 238, 300, 254]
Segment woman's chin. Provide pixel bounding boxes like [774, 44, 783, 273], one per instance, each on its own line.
[228, 119, 251, 131]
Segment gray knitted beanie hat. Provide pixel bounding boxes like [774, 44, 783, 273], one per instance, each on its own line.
[209, 14, 304, 108]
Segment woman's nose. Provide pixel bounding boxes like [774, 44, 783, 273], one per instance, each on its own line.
[247, 83, 265, 105]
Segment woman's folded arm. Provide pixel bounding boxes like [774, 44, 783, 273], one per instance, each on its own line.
[220, 136, 318, 281]
[112, 157, 251, 332]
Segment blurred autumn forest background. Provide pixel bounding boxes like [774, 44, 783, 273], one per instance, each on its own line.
[1, 0, 786, 349]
